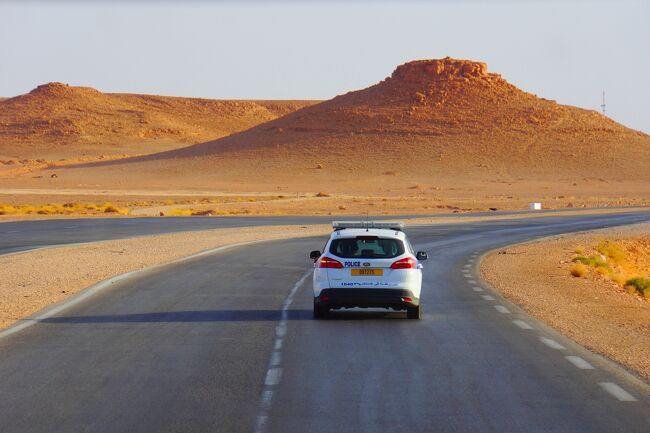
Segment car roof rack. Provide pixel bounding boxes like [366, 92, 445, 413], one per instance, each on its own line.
[332, 221, 405, 231]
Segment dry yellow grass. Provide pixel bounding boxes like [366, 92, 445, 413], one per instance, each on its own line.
[570, 263, 587, 278]
[595, 266, 609, 275]
[610, 273, 626, 286]
[0, 202, 129, 216]
[596, 240, 626, 265]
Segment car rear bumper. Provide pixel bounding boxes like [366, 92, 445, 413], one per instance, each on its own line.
[315, 288, 419, 310]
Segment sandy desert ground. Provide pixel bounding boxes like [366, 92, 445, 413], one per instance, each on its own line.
[1, 57, 648, 217]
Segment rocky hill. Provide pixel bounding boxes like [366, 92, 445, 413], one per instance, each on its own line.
[135, 57, 649, 184]
[7, 58, 650, 196]
[0, 82, 316, 159]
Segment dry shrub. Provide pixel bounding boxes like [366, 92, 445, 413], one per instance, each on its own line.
[610, 273, 626, 286]
[595, 266, 609, 276]
[596, 240, 626, 265]
[570, 263, 587, 278]
[169, 208, 194, 216]
[0, 204, 17, 215]
[574, 246, 585, 254]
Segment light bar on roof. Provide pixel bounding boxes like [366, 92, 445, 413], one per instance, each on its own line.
[332, 221, 405, 230]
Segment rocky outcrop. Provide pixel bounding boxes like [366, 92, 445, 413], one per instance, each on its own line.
[391, 57, 489, 82]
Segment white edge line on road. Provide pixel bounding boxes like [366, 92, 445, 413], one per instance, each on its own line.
[254, 270, 312, 433]
[540, 336, 566, 350]
[512, 319, 533, 330]
[599, 382, 638, 402]
[0, 239, 270, 340]
[565, 356, 595, 370]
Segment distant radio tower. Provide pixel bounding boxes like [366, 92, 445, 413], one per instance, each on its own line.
[600, 90, 606, 115]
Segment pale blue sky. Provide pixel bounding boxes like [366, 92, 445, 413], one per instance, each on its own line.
[1, 1, 648, 132]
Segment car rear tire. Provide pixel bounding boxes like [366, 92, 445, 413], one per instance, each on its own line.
[406, 305, 420, 320]
[313, 303, 329, 319]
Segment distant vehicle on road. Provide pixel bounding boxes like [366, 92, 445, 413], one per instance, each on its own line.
[309, 221, 427, 319]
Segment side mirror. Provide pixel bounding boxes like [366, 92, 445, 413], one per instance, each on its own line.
[416, 251, 428, 261]
[309, 250, 321, 261]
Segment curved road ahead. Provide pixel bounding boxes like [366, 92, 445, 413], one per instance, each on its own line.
[0, 211, 649, 433]
[0, 207, 637, 255]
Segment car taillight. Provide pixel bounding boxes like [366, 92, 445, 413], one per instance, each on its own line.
[319, 257, 344, 269]
[390, 257, 417, 269]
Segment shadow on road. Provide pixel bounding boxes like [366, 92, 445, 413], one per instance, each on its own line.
[39, 308, 411, 323]
[39, 309, 313, 323]
[323, 310, 408, 320]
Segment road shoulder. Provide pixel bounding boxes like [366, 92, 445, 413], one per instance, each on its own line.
[480, 221, 650, 382]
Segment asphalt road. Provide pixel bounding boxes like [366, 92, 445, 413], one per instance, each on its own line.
[0, 207, 637, 255]
[0, 211, 649, 433]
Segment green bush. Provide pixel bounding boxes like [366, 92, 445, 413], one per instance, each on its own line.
[572, 255, 610, 270]
[624, 277, 650, 297]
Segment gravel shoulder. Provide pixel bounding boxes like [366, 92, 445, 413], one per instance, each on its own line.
[481, 222, 650, 381]
[0, 224, 330, 331]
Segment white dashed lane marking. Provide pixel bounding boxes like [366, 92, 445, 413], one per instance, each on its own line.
[264, 368, 282, 386]
[565, 356, 594, 370]
[472, 286, 483, 292]
[540, 337, 566, 350]
[467, 279, 477, 285]
[494, 305, 510, 314]
[599, 382, 638, 402]
[481, 295, 495, 301]
[512, 320, 533, 330]
[254, 270, 311, 433]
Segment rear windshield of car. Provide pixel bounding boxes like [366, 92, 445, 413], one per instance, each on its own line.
[329, 236, 405, 259]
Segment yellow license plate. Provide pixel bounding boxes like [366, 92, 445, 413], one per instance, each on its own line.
[351, 269, 383, 276]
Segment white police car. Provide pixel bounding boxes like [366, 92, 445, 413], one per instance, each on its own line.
[309, 221, 427, 319]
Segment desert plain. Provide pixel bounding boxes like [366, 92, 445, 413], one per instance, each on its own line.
[1, 57, 649, 218]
